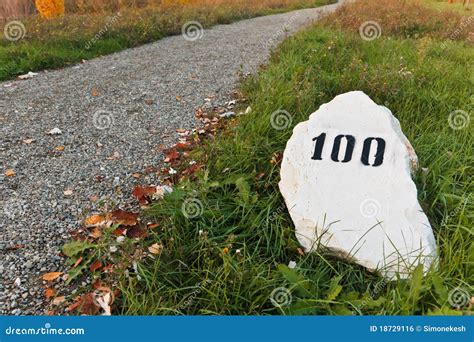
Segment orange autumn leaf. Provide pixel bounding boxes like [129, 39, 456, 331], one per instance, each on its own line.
[89, 260, 103, 272]
[89, 227, 102, 239]
[112, 227, 126, 236]
[42, 272, 63, 281]
[71, 256, 83, 269]
[5, 169, 15, 177]
[84, 214, 106, 227]
[65, 295, 82, 312]
[55, 145, 65, 151]
[45, 288, 56, 298]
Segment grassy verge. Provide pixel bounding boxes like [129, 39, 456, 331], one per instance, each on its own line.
[0, 0, 334, 81]
[423, 0, 473, 14]
[53, 0, 472, 315]
[116, 1, 473, 315]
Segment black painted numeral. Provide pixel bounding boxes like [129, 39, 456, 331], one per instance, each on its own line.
[311, 133, 386, 167]
[311, 133, 326, 160]
[361, 137, 385, 167]
[331, 134, 355, 163]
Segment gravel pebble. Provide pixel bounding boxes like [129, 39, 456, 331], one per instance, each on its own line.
[0, 1, 345, 315]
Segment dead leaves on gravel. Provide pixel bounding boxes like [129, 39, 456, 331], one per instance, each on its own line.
[44, 99, 243, 315]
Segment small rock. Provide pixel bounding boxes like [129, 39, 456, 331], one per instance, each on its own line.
[17, 72, 38, 80]
[220, 111, 235, 118]
[47, 128, 62, 135]
[13, 278, 21, 287]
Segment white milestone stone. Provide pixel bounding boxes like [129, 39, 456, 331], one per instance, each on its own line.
[279, 91, 437, 279]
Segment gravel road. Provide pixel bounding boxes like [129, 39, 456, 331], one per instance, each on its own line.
[0, 1, 345, 314]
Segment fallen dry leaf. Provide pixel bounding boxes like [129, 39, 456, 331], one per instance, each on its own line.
[63, 189, 73, 196]
[111, 210, 138, 226]
[89, 260, 103, 272]
[84, 214, 106, 227]
[42, 272, 63, 281]
[164, 149, 180, 163]
[91, 88, 99, 97]
[72, 256, 83, 269]
[132, 186, 157, 205]
[45, 288, 56, 298]
[5, 169, 15, 177]
[112, 227, 126, 236]
[22, 139, 35, 144]
[89, 227, 102, 239]
[52, 296, 66, 306]
[79, 293, 100, 315]
[55, 146, 65, 151]
[66, 298, 82, 312]
[148, 243, 163, 255]
[126, 225, 147, 238]
[147, 223, 159, 229]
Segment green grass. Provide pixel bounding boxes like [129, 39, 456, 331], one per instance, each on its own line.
[117, 20, 473, 315]
[0, 0, 334, 81]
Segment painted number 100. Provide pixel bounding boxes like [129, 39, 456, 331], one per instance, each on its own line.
[311, 133, 386, 167]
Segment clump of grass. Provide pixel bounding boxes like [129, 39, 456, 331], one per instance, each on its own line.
[0, 0, 335, 81]
[118, 3, 473, 314]
[320, 0, 473, 41]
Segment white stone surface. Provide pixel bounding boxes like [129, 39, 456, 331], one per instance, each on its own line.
[279, 91, 437, 279]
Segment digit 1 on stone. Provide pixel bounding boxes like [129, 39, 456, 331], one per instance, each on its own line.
[311, 133, 326, 160]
